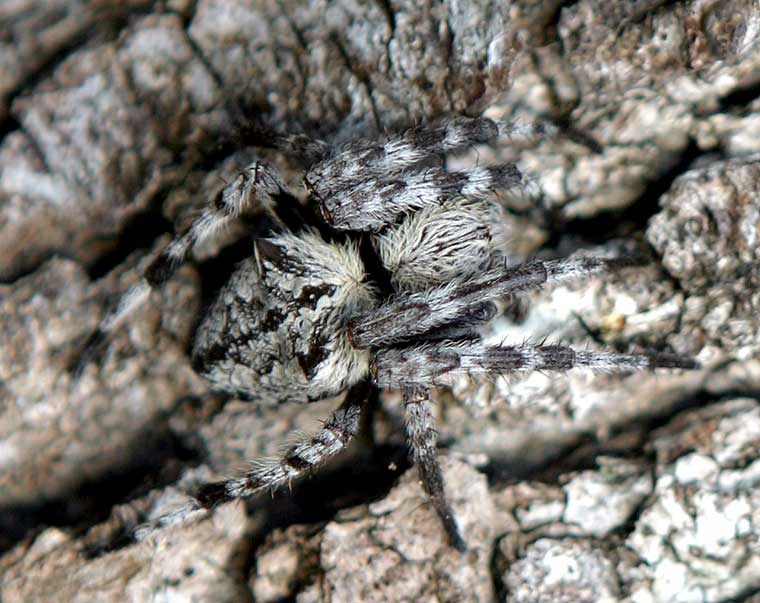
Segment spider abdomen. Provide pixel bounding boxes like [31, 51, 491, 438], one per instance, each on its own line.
[192, 231, 374, 403]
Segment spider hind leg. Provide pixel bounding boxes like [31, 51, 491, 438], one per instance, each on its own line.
[403, 387, 467, 552]
[195, 381, 370, 509]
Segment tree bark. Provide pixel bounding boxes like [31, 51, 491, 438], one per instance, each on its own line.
[1, 1, 760, 601]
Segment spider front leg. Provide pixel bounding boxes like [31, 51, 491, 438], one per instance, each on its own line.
[307, 117, 503, 189]
[307, 117, 529, 231]
[403, 386, 466, 552]
[314, 163, 523, 232]
[350, 256, 645, 349]
[195, 381, 370, 509]
[374, 341, 699, 390]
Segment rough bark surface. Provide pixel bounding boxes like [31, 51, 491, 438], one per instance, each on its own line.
[1, 1, 759, 602]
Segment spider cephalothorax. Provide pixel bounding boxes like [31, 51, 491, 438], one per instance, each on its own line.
[86, 117, 697, 550]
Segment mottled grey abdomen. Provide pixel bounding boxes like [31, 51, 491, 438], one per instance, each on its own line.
[192, 232, 374, 404]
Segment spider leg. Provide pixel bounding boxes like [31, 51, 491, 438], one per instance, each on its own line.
[350, 256, 645, 349]
[374, 341, 699, 389]
[306, 117, 532, 231]
[308, 117, 500, 186]
[195, 381, 370, 509]
[403, 386, 466, 552]
[317, 163, 523, 231]
[143, 161, 299, 289]
[71, 162, 299, 375]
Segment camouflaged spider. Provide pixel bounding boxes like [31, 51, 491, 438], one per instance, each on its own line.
[89, 116, 697, 550]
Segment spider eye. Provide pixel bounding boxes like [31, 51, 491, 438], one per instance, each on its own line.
[469, 301, 497, 323]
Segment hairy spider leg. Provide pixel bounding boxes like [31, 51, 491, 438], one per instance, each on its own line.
[349, 256, 646, 349]
[72, 162, 299, 374]
[195, 381, 370, 508]
[143, 162, 297, 289]
[308, 117, 501, 187]
[374, 341, 699, 389]
[403, 386, 467, 551]
[317, 164, 523, 232]
[305, 117, 525, 231]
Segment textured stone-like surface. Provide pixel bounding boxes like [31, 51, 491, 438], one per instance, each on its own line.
[316, 458, 498, 603]
[495, 398, 760, 603]
[0, 1, 155, 120]
[0, 13, 221, 280]
[1, 0, 760, 601]
[503, 538, 621, 603]
[1, 503, 251, 603]
[0, 253, 202, 509]
[623, 398, 760, 603]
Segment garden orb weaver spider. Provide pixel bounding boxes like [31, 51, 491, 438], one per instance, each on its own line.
[85, 116, 697, 550]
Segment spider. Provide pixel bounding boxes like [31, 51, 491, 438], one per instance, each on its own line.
[86, 116, 697, 551]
